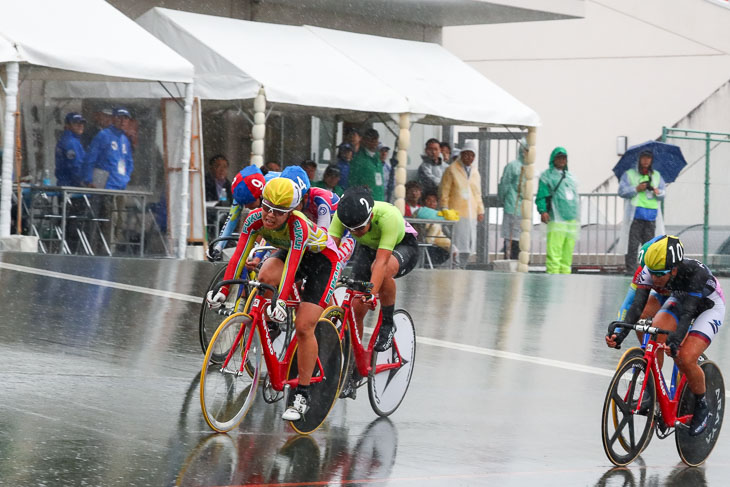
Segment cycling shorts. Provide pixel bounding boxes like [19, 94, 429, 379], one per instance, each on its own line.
[350, 233, 419, 282]
[271, 249, 341, 308]
[659, 290, 725, 345]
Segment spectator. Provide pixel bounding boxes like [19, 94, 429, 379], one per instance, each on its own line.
[55, 113, 87, 187]
[313, 165, 344, 196]
[416, 191, 451, 266]
[379, 144, 395, 202]
[535, 147, 580, 274]
[418, 138, 446, 195]
[404, 180, 422, 217]
[440, 142, 451, 165]
[345, 127, 361, 154]
[335, 142, 354, 189]
[204, 155, 232, 204]
[439, 140, 484, 268]
[262, 161, 281, 175]
[349, 128, 385, 201]
[85, 107, 134, 190]
[497, 139, 527, 259]
[300, 159, 318, 183]
[618, 149, 666, 273]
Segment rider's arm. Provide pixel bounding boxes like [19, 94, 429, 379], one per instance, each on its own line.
[625, 286, 651, 324]
[617, 284, 637, 322]
[211, 204, 242, 256]
[221, 211, 262, 294]
[277, 216, 309, 299]
[672, 293, 703, 342]
[314, 197, 332, 229]
[370, 248, 393, 295]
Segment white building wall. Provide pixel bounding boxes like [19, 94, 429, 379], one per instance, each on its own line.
[444, 0, 730, 226]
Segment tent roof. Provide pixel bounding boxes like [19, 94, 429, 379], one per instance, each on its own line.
[307, 26, 540, 127]
[0, 0, 192, 82]
[136, 8, 409, 114]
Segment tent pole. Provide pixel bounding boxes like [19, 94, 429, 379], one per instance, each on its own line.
[176, 82, 195, 259]
[517, 126, 536, 273]
[251, 87, 266, 167]
[393, 113, 410, 215]
[0, 62, 19, 238]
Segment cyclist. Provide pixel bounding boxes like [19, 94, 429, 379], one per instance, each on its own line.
[329, 186, 419, 352]
[281, 165, 340, 229]
[606, 235, 726, 436]
[206, 165, 266, 261]
[206, 177, 343, 421]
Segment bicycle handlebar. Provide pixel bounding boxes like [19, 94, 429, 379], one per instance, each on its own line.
[339, 277, 373, 293]
[608, 319, 671, 337]
[208, 235, 240, 249]
[212, 279, 280, 305]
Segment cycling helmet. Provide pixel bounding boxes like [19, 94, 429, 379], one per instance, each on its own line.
[281, 165, 311, 195]
[637, 234, 666, 268]
[644, 235, 684, 274]
[231, 165, 266, 205]
[264, 170, 281, 183]
[337, 186, 374, 229]
[262, 177, 302, 210]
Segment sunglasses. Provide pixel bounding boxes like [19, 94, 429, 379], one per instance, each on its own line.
[648, 268, 671, 276]
[261, 201, 291, 217]
[344, 218, 370, 232]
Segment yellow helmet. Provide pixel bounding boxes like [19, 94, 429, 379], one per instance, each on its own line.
[262, 177, 302, 210]
[644, 235, 684, 274]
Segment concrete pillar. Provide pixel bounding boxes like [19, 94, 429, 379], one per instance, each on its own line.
[176, 83, 195, 259]
[517, 127, 537, 272]
[0, 62, 19, 238]
[393, 113, 410, 214]
[251, 87, 266, 167]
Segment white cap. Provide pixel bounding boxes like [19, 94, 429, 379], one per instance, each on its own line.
[461, 139, 478, 157]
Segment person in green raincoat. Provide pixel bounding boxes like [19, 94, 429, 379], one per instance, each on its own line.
[498, 138, 527, 259]
[535, 147, 580, 274]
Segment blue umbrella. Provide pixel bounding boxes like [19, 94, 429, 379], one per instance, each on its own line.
[613, 141, 687, 183]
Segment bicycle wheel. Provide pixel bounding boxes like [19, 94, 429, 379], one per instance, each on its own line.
[200, 313, 261, 432]
[675, 360, 725, 466]
[199, 265, 249, 360]
[601, 356, 656, 466]
[320, 305, 352, 393]
[287, 319, 343, 434]
[368, 309, 416, 417]
[612, 347, 647, 451]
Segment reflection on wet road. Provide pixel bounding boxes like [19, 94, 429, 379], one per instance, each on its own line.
[0, 253, 728, 486]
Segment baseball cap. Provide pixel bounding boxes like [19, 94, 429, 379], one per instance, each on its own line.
[64, 112, 86, 124]
[113, 107, 132, 118]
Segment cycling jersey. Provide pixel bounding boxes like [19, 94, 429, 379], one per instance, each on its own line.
[223, 209, 340, 302]
[329, 201, 417, 251]
[302, 187, 339, 229]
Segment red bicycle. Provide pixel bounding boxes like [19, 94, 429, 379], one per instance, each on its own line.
[322, 277, 416, 416]
[601, 319, 725, 466]
[200, 278, 342, 434]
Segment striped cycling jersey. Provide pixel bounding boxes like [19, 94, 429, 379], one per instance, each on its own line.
[302, 187, 339, 229]
[223, 209, 338, 298]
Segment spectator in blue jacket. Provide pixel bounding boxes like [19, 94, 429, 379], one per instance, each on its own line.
[55, 112, 87, 187]
[85, 107, 134, 190]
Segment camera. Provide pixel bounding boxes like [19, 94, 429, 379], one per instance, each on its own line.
[645, 184, 654, 191]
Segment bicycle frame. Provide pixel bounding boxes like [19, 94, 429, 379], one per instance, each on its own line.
[337, 284, 405, 379]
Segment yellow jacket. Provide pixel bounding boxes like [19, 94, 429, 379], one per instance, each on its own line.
[439, 159, 485, 220]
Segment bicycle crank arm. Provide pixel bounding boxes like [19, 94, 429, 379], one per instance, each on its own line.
[219, 367, 245, 377]
[216, 308, 234, 317]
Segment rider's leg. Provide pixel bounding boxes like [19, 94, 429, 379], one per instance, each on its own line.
[675, 335, 709, 396]
[293, 302, 323, 387]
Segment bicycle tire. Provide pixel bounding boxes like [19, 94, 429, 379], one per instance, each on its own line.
[368, 309, 416, 417]
[199, 265, 249, 360]
[287, 319, 343, 434]
[320, 305, 352, 393]
[601, 356, 656, 466]
[675, 360, 725, 466]
[612, 347, 647, 451]
[200, 313, 261, 432]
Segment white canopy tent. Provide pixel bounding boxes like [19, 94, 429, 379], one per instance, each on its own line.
[0, 0, 195, 257]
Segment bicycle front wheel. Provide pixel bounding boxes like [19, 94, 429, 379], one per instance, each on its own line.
[676, 360, 725, 466]
[287, 319, 343, 434]
[199, 266, 249, 360]
[368, 309, 416, 417]
[601, 356, 656, 466]
[200, 313, 261, 433]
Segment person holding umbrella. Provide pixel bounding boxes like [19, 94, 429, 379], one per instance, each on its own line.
[619, 149, 666, 273]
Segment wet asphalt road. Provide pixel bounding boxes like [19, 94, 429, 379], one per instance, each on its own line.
[0, 252, 729, 486]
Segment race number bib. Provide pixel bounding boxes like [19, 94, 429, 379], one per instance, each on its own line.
[374, 173, 383, 186]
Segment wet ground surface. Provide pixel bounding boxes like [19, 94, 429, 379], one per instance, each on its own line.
[1, 251, 729, 486]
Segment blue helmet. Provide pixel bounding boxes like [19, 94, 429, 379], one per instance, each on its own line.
[281, 165, 311, 195]
[264, 170, 281, 183]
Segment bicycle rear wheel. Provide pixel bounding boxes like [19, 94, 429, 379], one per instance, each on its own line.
[601, 356, 656, 466]
[199, 265, 249, 360]
[200, 314, 261, 432]
[287, 319, 343, 434]
[368, 309, 416, 417]
[676, 360, 725, 466]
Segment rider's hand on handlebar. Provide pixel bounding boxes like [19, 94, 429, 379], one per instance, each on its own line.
[605, 333, 623, 349]
[361, 292, 379, 310]
[206, 290, 227, 309]
[666, 332, 682, 357]
[206, 247, 222, 262]
[244, 257, 261, 271]
[267, 299, 287, 323]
